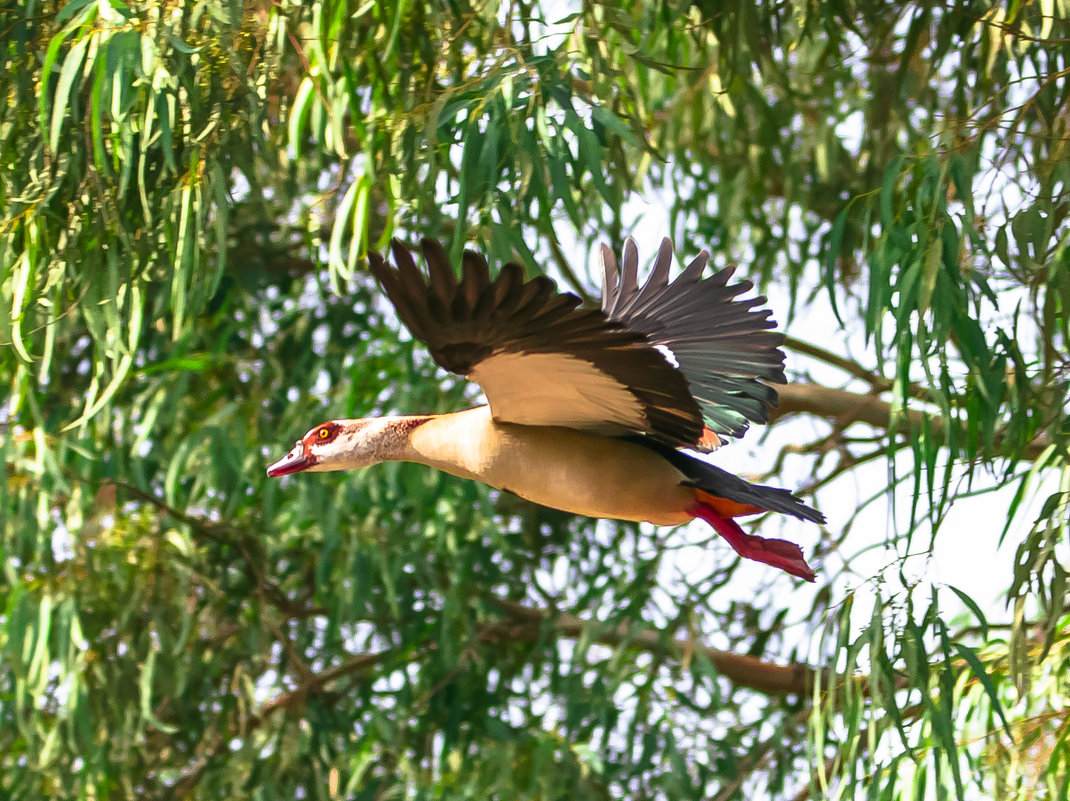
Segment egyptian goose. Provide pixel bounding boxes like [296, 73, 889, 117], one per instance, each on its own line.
[267, 238, 824, 580]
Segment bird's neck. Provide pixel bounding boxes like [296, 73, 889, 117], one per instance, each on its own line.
[354, 414, 437, 465]
[324, 408, 496, 477]
[399, 406, 498, 482]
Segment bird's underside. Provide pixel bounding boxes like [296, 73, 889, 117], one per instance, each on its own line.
[401, 406, 821, 581]
[267, 236, 825, 581]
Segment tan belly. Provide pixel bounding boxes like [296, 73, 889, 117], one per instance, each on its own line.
[407, 407, 696, 525]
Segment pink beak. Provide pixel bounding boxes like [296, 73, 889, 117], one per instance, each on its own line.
[266, 443, 313, 477]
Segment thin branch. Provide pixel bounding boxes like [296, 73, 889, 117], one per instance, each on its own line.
[545, 233, 595, 303]
[785, 341, 963, 407]
[168, 648, 403, 799]
[712, 709, 809, 801]
[245, 648, 401, 729]
[487, 597, 819, 696]
[773, 383, 1053, 462]
[103, 479, 329, 618]
[785, 337, 889, 389]
[774, 383, 923, 430]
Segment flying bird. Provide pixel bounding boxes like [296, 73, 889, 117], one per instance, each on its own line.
[267, 238, 824, 580]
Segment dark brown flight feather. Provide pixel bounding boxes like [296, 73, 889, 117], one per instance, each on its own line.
[368, 238, 706, 446]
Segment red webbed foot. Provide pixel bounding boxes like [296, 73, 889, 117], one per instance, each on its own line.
[690, 503, 816, 582]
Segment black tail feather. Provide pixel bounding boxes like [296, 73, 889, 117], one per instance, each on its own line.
[627, 436, 825, 524]
[686, 460, 826, 524]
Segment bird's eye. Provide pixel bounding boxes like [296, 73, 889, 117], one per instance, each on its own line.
[317, 427, 331, 440]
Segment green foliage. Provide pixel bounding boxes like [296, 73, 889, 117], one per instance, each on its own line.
[2, 1, 1069, 800]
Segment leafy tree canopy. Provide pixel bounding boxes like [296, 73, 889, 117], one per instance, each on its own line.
[1, 0, 1068, 799]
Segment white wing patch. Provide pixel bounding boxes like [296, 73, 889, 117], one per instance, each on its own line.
[654, 344, 680, 369]
[470, 351, 648, 432]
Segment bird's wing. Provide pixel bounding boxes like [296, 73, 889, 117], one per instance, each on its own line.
[368, 238, 705, 445]
[601, 238, 786, 449]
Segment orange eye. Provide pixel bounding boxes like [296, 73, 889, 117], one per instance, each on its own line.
[317, 427, 331, 439]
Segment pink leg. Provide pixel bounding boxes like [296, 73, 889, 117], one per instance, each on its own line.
[690, 503, 816, 582]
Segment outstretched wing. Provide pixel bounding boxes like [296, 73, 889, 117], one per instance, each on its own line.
[601, 238, 786, 444]
[368, 238, 705, 446]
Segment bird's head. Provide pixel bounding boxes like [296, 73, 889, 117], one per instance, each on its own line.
[266, 419, 398, 477]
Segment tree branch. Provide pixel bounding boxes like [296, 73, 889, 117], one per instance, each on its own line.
[546, 233, 595, 304]
[486, 597, 818, 696]
[785, 336, 889, 389]
[245, 648, 400, 729]
[774, 383, 922, 430]
[773, 383, 1052, 462]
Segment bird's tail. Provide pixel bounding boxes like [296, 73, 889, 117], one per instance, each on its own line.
[684, 463, 825, 525]
[682, 460, 823, 583]
[623, 435, 824, 580]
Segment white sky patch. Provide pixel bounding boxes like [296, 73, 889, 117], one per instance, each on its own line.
[51, 522, 74, 562]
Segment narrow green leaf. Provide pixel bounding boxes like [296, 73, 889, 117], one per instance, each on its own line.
[824, 206, 848, 326]
[956, 640, 1015, 735]
[384, 0, 408, 59]
[329, 176, 361, 291]
[9, 250, 36, 363]
[591, 106, 639, 146]
[63, 352, 133, 430]
[90, 49, 108, 172]
[1034, 491, 1067, 524]
[50, 33, 91, 152]
[139, 645, 179, 734]
[39, 28, 73, 138]
[26, 594, 53, 694]
[946, 585, 989, 641]
[288, 78, 315, 160]
[919, 236, 941, 314]
[936, 623, 966, 799]
[37, 286, 60, 384]
[55, 0, 98, 26]
[576, 123, 609, 201]
[172, 178, 194, 335]
[348, 173, 372, 277]
[880, 155, 905, 228]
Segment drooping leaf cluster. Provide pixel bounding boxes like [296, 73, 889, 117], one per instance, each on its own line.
[1, 1, 1068, 800]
